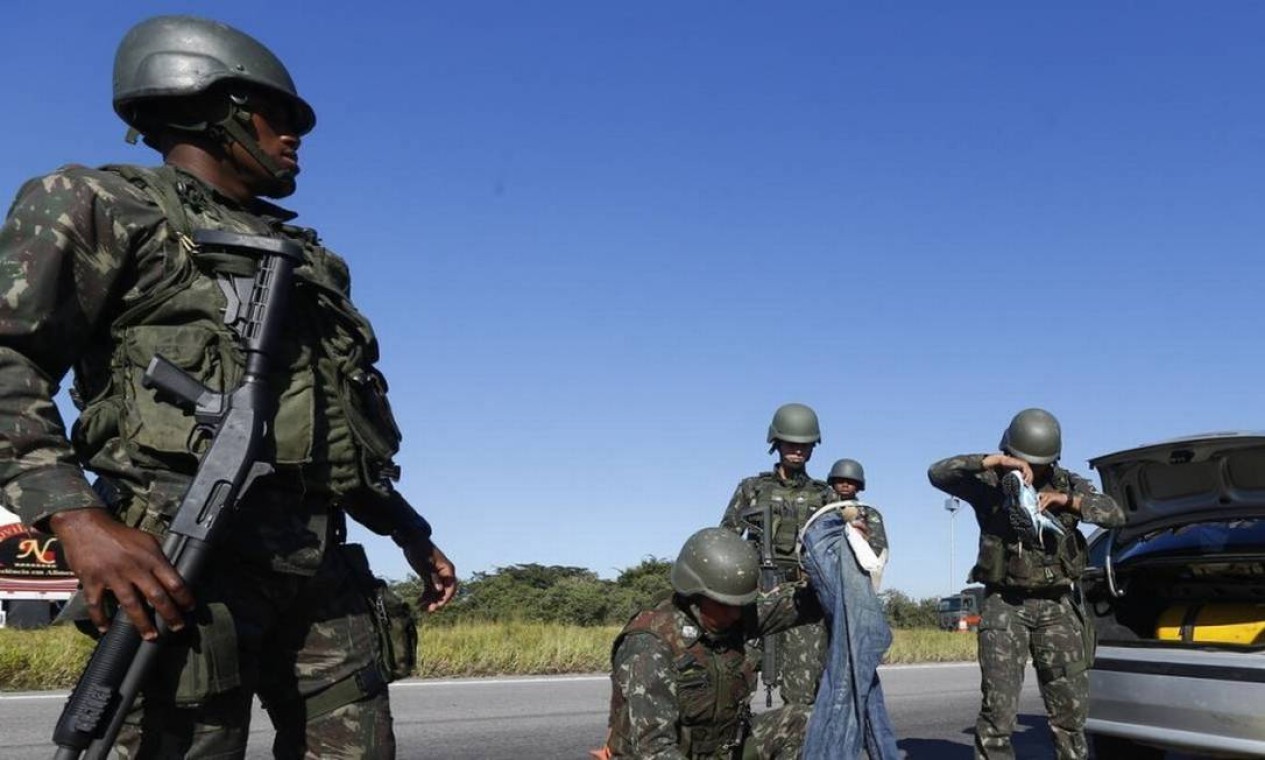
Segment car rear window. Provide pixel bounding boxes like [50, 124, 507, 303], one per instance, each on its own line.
[1115, 519, 1265, 563]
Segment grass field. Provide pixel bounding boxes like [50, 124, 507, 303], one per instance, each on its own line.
[0, 623, 978, 690]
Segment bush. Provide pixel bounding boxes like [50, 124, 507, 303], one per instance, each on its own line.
[401, 558, 673, 627]
[396, 556, 946, 633]
[880, 589, 941, 629]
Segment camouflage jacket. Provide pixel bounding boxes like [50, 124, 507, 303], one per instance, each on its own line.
[0, 164, 428, 573]
[854, 503, 889, 555]
[606, 585, 821, 759]
[719, 469, 834, 572]
[928, 454, 1125, 589]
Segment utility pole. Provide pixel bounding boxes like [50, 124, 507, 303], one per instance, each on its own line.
[944, 497, 963, 594]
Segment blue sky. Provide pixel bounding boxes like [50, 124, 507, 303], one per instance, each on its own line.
[2, 2, 1261, 600]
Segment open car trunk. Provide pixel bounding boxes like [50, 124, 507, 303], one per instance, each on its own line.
[1083, 528, 1265, 648]
[1084, 434, 1265, 649]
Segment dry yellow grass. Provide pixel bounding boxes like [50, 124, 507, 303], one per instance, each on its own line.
[886, 628, 979, 664]
[0, 625, 95, 690]
[0, 623, 976, 689]
[418, 621, 619, 677]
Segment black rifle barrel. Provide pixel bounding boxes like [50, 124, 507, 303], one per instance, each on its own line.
[759, 501, 778, 708]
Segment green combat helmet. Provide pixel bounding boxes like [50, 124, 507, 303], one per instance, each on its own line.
[766, 403, 822, 452]
[827, 458, 866, 490]
[1000, 408, 1062, 465]
[670, 528, 760, 606]
[112, 15, 315, 192]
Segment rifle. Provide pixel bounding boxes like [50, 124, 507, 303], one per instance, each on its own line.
[746, 501, 780, 707]
[52, 230, 303, 760]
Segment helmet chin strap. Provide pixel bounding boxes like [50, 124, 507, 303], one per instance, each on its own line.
[209, 95, 296, 194]
[128, 93, 296, 196]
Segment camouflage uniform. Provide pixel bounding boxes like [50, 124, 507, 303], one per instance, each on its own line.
[606, 584, 821, 759]
[853, 505, 889, 554]
[0, 164, 428, 756]
[720, 470, 833, 705]
[928, 454, 1125, 760]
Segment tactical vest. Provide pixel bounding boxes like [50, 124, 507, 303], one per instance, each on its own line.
[970, 469, 1088, 590]
[68, 165, 402, 533]
[739, 472, 833, 571]
[606, 599, 758, 759]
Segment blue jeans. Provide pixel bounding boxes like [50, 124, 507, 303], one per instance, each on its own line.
[800, 510, 901, 760]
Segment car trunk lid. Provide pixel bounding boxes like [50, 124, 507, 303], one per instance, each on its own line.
[1089, 432, 1265, 543]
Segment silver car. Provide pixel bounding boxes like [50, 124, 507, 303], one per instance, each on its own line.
[1082, 432, 1265, 759]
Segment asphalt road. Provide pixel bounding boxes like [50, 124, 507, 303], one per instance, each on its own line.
[0, 663, 1140, 759]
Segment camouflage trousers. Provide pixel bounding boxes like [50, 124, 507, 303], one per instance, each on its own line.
[772, 618, 828, 705]
[112, 545, 394, 759]
[975, 590, 1089, 760]
[739, 704, 812, 760]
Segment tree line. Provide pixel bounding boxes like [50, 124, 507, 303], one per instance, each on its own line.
[393, 561, 944, 629]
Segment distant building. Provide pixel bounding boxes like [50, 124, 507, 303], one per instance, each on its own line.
[0, 505, 77, 628]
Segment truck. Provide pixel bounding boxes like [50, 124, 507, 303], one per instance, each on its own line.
[938, 586, 985, 632]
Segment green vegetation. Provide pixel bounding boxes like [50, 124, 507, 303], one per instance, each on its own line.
[401, 560, 948, 631]
[0, 560, 976, 689]
[397, 558, 676, 627]
[880, 589, 943, 629]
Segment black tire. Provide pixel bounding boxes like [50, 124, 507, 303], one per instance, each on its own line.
[1090, 733, 1165, 760]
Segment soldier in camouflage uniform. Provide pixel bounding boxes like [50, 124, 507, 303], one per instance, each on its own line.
[927, 409, 1124, 760]
[826, 458, 889, 569]
[719, 403, 834, 706]
[603, 527, 821, 759]
[824, 458, 901, 757]
[0, 15, 456, 758]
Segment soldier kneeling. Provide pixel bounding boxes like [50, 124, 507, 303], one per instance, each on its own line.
[599, 528, 822, 759]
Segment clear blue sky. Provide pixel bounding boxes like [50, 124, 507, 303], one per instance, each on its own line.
[3, 2, 1261, 600]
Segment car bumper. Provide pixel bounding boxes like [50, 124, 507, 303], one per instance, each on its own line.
[1088, 644, 1265, 758]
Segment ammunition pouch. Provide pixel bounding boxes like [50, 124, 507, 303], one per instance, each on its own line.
[975, 532, 1073, 591]
[169, 601, 243, 704]
[681, 721, 744, 760]
[371, 581, 418, 682]
[303, 663, 387, 721]
[970, 534, 1007, 585]
[336, 364, 403, 495]
[60, 598, 243, 706]
[340, 543, 418, 683]
[1060, 528, 1089, 579]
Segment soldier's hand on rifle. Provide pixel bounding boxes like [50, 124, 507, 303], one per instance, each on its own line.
[402, 538, 458, 612]
[50, 508, 195, 640]
[982, 453, 1033, 484]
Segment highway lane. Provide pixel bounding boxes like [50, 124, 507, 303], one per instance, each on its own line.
[0, 663, 1098, 759]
